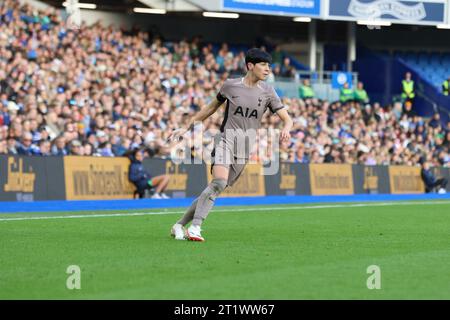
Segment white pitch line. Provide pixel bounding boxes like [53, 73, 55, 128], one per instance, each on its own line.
[0, 201, 449, 222]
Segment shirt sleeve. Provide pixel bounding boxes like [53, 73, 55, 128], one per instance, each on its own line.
[216, 80, 229, 103]
[268, 86, 284, 114]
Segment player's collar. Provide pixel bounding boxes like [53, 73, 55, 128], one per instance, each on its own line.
[241, 77, 263, 90]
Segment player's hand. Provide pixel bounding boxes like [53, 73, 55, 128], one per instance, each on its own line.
[167, 128, 188, 144]
[280, 128, 291, 143]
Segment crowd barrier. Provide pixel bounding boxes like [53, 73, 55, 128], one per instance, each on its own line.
[1, 155, 449, 201]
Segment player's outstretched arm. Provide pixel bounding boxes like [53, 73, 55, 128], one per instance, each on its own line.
[276, 108, 293, 143]
[167, 97, 224, 142]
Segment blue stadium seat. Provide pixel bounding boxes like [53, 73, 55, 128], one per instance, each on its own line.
[396, 51, 450, 90]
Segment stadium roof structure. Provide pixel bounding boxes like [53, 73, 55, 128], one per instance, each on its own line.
[37, 1, 450, 28]
[39, 0, 205, 12]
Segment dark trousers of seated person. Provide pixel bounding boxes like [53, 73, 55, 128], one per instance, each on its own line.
[135, 184, 153, 199]
[425, 178, 448, 193]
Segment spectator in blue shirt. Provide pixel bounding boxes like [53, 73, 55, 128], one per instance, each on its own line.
[128, 148, 171, 199]
[420, 160, 447, 194]
[428, 113, 441, 129]
[36, 139, 51, 156]
[51, 135, 68, 156]
[17, 132, 39, 155]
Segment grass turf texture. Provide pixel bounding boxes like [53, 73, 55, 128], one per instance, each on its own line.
[0, 202, 449, 299]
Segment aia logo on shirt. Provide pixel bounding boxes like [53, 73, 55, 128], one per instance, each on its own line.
[234, 106, 258, 119]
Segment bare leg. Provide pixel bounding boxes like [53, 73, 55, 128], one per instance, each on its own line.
[151, 175, 170, 193]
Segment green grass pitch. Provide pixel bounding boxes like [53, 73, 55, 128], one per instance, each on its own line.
[0, 201, 449, 299]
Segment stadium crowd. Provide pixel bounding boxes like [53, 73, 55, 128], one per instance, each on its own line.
[0, 0, 449, 168]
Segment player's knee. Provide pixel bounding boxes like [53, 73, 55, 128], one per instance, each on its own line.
[200, 178, 227, 201]
[210, 178, 227, 198]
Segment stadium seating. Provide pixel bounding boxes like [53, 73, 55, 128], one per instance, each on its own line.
[395, 51, 450, 89]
